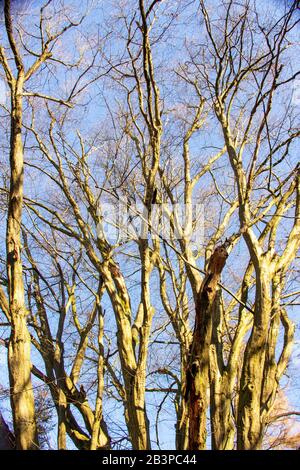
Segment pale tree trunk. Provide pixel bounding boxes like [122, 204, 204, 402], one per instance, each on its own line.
[209, 260, 255, 449]
[1, 0, 53, 449]
[90, 307, 109, 450]
[156, 251, 191, 451]
[124, 246, 152, 450]
[209, 292, 235, 450]
[176, 353, 190, 450]
[57, 389, 67, 450]
[104, 262, 151, 450]
[237, 268, 271, 449]
[126, 377, 151, 450]
[6, 65, 39, 451]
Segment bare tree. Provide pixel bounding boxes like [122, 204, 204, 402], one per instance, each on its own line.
[0, 0, 93, 449]
[0, 0, 299, 451]
[179, 0, 300, 449]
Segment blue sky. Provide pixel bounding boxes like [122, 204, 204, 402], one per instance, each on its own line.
[0, 0, 299, 450]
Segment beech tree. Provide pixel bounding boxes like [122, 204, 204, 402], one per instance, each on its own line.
[0, 0, 299, 450]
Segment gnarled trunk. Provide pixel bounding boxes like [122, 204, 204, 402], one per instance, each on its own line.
[185, 245, 228, 449]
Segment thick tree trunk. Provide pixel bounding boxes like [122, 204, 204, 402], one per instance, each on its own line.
[209, 293, 235, 450]
[186, 245, 228, 450]
[6, 73, 39, 450]
[237, 266, 271, 450]
[90, 308, 110, 450]
[57, 389, 67, 449]
[126, 376, 151, 450]
[176, 354, 190, 450]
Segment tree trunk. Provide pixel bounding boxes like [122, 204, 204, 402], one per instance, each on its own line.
[209, 293, 235, 450]
[186, 245, 228, 450]
[126, 375, 151, 450]
[57, 389, 67, 449]
[237, 265, 271, 450]
[6, 71, 39, 450]
[90, 308, 110, 450]
[176, 353, 190, 450]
